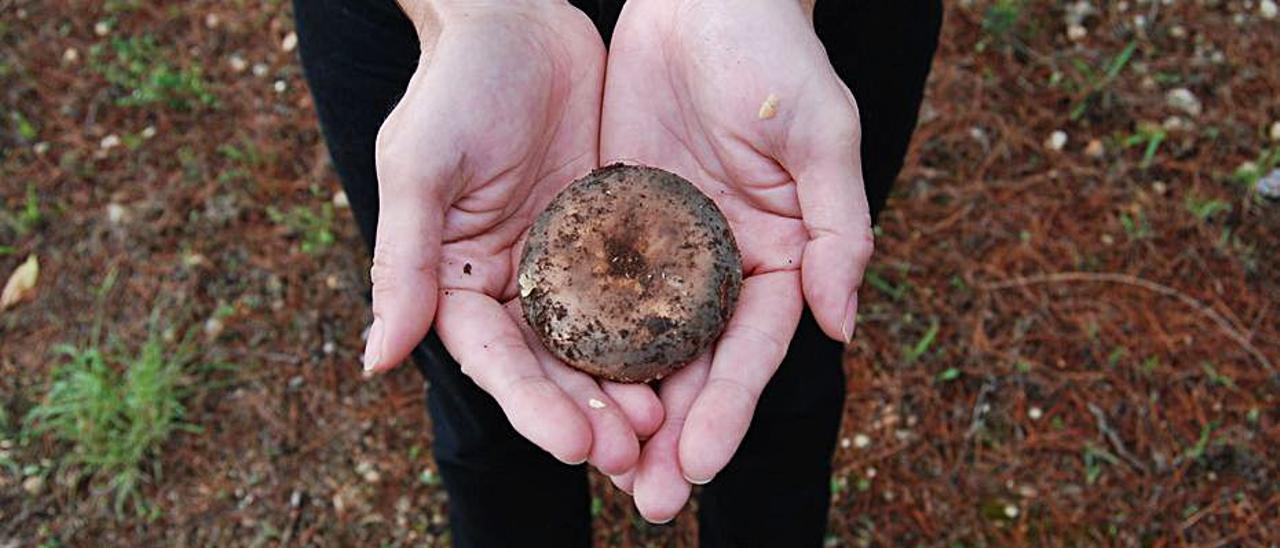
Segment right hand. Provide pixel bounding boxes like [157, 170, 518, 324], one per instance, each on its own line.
[366, 0, 662, 474]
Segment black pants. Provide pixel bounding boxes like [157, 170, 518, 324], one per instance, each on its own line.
[294, 1, 941, 546]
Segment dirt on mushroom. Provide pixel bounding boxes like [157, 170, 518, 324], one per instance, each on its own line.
[518, 164, 743, 383]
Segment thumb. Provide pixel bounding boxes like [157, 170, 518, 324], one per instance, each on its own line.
[363, 160, 448, 375]
[787, 95, 874, 343]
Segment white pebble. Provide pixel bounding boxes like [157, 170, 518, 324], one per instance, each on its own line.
[1004, 504, 1020, 518]
[107, 203, 127, 224]
[853, 433, 871, 449]
[99, 134, 121, 149]
[332, 190, 350, 209]
[1045, 130, 1068, 151]
[1169, 25, 1187, 38]
[1084, 139, 1105, 159]
[141, 126, 157, 139]
[94, 21, 111, 37]
[282, 32, 298, 52]
[865, 467, 877, 478]
[1067, 24, 1088, 41]
[758, 93, 780, 120]
[62, 48, 79, 63]
[204, 12, 221, 29]
[1269, 121, 1280, 142]
[273, 80, 287, 93]
[1165, 88, 1202, 117]
[228, 54, 248, 73]
[587, 398, 607, 409]
[1028, 406, 1043, 420]
[33, 142, 50, 155]
[252, 63, 269, 78]
[1262, 0, 1278, 19]
[839, 437, 852, 449]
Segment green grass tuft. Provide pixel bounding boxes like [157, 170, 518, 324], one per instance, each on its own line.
[24, 317, 202, 516]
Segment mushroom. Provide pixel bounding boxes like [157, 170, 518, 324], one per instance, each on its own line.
[518, 164, 743, 383]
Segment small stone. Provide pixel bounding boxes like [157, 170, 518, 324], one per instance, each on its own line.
[94, 20, 111, 36]
[228, 54, 249, 73]
[1152, 181, 1168, 195]
[853, 433, 871, 449]
[865, 467, 877, 479]
[1084, 139, 1105, 159]
[1269, 121, 1280, 142]
[252, 63, 269, 78]
[1028, 406, 1043, 420]
[106, 203, 127, 224]
[204, 317, 225, 339]
[356, 461, 381, 483]
[100, 134, 121, 150]
[22, 475, 44, 496]
[1004, 504, 1020, 518]
[332, 190, 349, 209]
[204, 12, 221, 29]
[1162, 116, 1192, 133]
[322, 341, 336, 354]
[141, 126, 157, 140]
[288, 375, 305, 390]
[587, 398, 607, 409]
[33, 142, 50, 155]
[62, 48, 79, 63]
[1045, 130, 1068, 151]
[1168, 25, 1187, 38]
[273, 80, 287, 93]
[281, 32, 298, 52]
[1067, 24, 1087, 41]
[290, 490, 303, 508]
[1262, 0, 1278, 19]
[1166, 88, 1202, 117]
[325, 275, 340, 289]
[839, 437, 851, 449]
[1256, 169, 1280, 200]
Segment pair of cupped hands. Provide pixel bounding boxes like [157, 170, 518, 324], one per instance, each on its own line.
[364, 0, 873, 523]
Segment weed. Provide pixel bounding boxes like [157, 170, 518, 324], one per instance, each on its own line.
[8, 110, 38, 141]
[1122, 122, 1166, 169]
[89, 35, 216, 110]
[3, 183, 43, 235]
[1068, 41, 1139, 121]
[864, 269, 908, 301]
[1118, 210, 1151, 240]
[267, 204, 336, 254]
[1181, 421, 1219, 463]
[24, 314, 202, 515]
[904, 319, 940, 363]
[1199, 362, 1236, 389]
[1083, 444, 1119, 485]
[1184, 194, 1231, 222]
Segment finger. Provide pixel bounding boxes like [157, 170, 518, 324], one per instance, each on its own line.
[679, 272, 802, 484]
[609, 470, 635, 495]
[601, 381, 664, 439]
[364, 145, 448, 375]
[436, 291, 592, 465]
[507, 301, 642, 475]
[785, 93, 874, 343]
[632, 355, 709, 524]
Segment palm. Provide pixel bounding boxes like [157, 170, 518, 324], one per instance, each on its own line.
[601, 0, 874, 521]
[371, 6, 661, 475]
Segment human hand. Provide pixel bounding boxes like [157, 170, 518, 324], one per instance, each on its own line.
[366, 0, 663, 475]
[600, 0, 873, 521]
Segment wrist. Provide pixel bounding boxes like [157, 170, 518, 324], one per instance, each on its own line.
[396, 0, 569, 43]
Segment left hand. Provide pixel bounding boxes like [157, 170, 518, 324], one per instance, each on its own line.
[599, 0, 874, 522]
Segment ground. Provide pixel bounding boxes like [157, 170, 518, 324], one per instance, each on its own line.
[1, 0, 1278, 545]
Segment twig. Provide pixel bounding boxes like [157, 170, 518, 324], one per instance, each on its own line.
[982, 272, 1275, 372]
[1086, 403, 1149, 475]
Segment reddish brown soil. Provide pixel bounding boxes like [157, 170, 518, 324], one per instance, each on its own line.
[1, 0, 1277, 545]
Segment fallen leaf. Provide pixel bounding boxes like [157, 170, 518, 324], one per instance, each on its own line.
[1, 254, 39, 310]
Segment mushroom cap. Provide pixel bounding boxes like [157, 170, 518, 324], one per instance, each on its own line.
[518, 164, 742, 383]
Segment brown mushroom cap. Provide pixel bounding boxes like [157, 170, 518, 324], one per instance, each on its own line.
[518, 164, 743, 383]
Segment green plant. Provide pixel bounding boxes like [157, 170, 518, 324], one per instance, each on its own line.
[1122, 122, 1167, 169]
[864, 269, 908, 301]
[982, 0, 1023, 42]
[267, 204, 336, 254]
[88, 35, 216, 110]
[3, 183, 43, 234]
[1068, 41, 1139, 121]
[904, 319, 940, 363]
[24, 315, 201, 515]
[1184, 194, 1231, 222]
[1118, 210, 1152, 240]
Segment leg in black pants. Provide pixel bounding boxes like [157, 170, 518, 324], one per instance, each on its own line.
[294, 1, 941, 546]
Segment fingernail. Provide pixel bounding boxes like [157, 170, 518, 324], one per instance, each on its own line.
[363, 318, 384, 373]
[840, 293, 858, 344]
[684, 473, 713, 485]
[565, 456, 588, 466]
